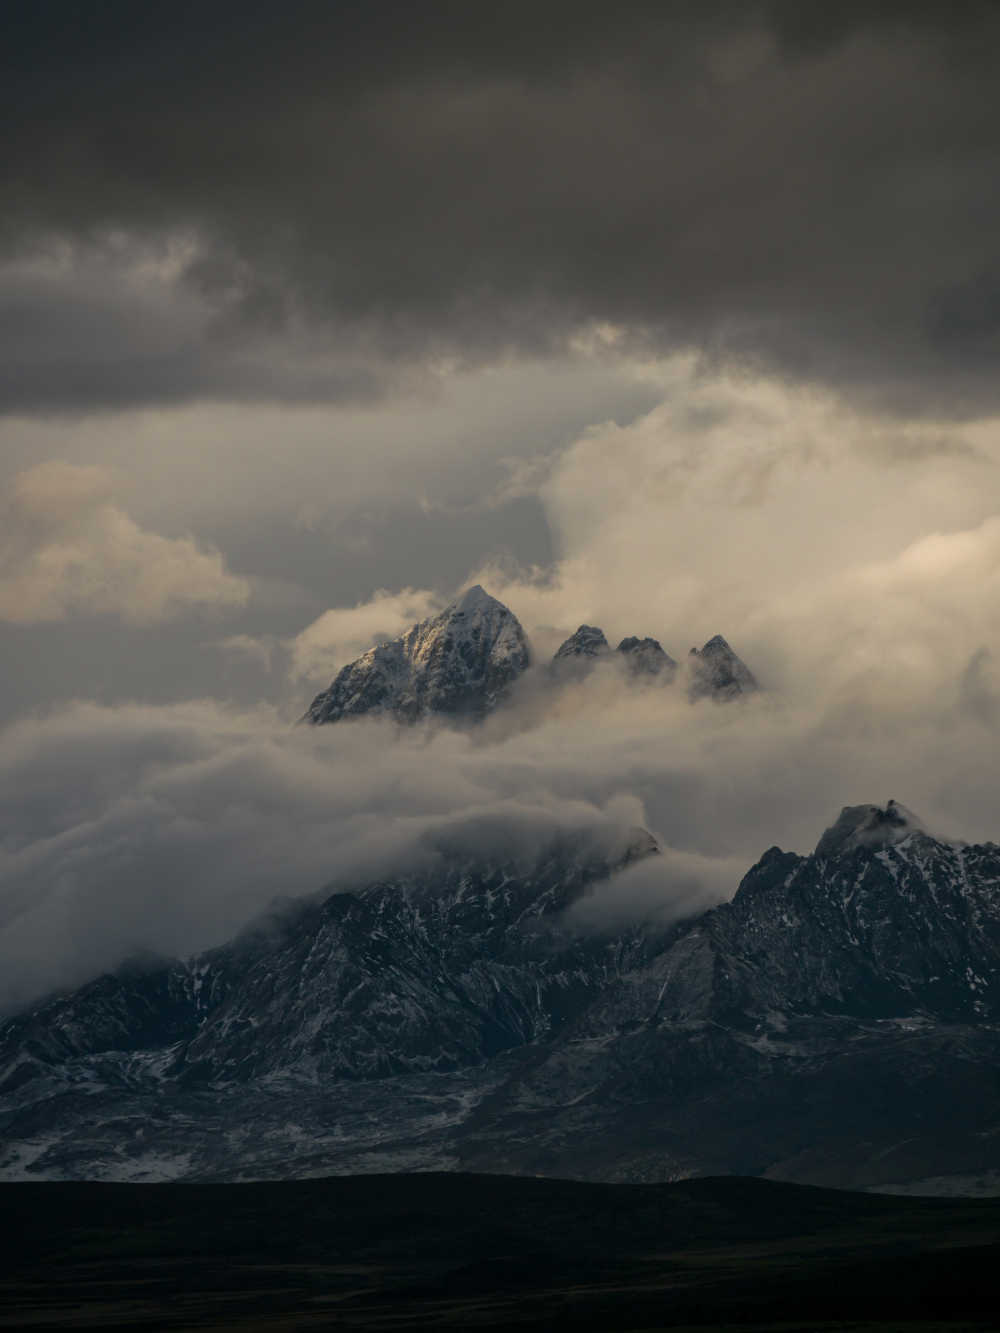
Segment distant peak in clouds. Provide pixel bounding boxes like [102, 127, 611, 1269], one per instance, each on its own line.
[552, 624, 611, 666]
[304, 589, 759, 725]
[617, 636, 678, 680]
[452, 583, 498, 613]
[303, 585, 531, 725]
[687, 635, 759, 702]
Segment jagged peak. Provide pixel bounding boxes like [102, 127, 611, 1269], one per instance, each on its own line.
[687, 633, 758, 701]
[814, 799, 926, 859]
[618, 635, 662, 654]
[617, 636, 678, 678]
[553, 625, 610, 660]
[305, 584, 530, 725]
[689, 633, 735, 658]
[450, 584, 507, 616]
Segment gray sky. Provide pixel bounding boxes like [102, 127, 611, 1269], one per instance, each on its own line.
[3, 3, 1000, 1006]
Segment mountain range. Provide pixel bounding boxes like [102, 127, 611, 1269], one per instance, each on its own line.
[305, 585, 757, 725]
[2, 592, 996, 1193]
[3, 796, 998, 1192]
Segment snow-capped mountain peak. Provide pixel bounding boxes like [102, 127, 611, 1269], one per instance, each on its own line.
[452, 583, 498, 613]
[553, 625, 611, 661]
[305, 586, 530, 725]
[303, 585, 762, 723]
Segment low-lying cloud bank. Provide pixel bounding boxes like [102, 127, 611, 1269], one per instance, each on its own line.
[0, 699, 665, 1013]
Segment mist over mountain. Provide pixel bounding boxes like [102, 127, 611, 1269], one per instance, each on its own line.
[304, 587, 757, 727]
[3, 797, 999, 1193]
[688, 634, 759, 701]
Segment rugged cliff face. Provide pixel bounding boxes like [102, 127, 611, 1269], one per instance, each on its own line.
[304, 585, 532, 725]
[2, 803, 997, 1191]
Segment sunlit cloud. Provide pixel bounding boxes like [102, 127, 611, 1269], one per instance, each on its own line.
[0, 462, 249, 624]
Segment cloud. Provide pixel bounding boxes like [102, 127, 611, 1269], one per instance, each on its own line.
[215, 634, 278, 675]
[290, 587, 444, 685]
[0, 238, 389, 414]
[958, 646, 1000, 726]
[0, 461, 249, 623]
[13, 459, 119, 520]
[2, 5, 1000, 412]
[0, 700, 680, 1012]
[261, 354, 1000, 737]
[567, 846, 746, 934]
[462, 360, 1000, 668]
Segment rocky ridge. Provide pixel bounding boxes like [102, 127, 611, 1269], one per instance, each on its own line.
[2, 802, 998, 1192]
[307, 588, 756, 726]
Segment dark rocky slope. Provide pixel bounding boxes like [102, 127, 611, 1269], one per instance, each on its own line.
[2, 802, 998, 1190]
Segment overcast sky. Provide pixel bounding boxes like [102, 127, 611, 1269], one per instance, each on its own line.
[3, 3, 1000, 1006]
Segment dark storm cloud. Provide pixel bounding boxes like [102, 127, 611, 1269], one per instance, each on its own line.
[4, 2, 1000, 412]
[0, 242, 383, 411]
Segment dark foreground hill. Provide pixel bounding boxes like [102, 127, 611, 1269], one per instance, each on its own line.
[2, 1172, 999, 1331]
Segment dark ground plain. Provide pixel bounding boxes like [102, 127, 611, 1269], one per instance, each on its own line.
[1, 1173, 998, 1331]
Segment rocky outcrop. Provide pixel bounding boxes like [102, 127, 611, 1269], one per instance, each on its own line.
[551, 625, 611, 670]
[616, 636, 677, 680]
[687, 634, 758, 701]
[305, 585, 530, 725]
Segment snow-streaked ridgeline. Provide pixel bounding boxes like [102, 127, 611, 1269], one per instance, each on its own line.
[304, 585, 757, 726]
[2, 798, 999, 1191]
